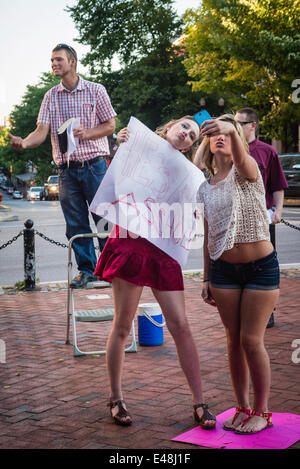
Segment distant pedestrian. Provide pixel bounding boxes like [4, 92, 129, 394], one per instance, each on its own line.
[234, 108, 288, 327]
[8, 44, 116, 288]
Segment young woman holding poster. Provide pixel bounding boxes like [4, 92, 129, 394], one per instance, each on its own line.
[196, 114, 279, 435]
[94, 116, 216, 429]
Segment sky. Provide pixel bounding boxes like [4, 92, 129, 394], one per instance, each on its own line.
[0, 0, 199, 126]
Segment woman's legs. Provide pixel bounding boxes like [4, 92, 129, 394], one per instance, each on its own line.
[235, 287, 279, 433]
[210, 286, 251, 429]
[107, 281, 216, 426]
[152, 288, 215, 427]
[211, 285, 279, 432]
[107, 278, 143, 403]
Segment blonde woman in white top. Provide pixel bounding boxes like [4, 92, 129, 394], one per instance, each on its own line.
[196, 114, 279, 435]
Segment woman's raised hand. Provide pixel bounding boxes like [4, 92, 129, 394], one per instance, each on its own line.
[200, 119, 235, 137]
[117, 127, 130, 144]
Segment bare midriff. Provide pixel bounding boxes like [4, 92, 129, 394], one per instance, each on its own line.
[219, 240, 274, 264]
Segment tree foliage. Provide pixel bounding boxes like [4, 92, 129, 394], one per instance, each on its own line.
[67, 0, 217, 130]
[2, 74, 60, 183]
[183, 0, 300, 148]
[100, 49, 207, 131]
[0, 125, 27, 177]
[66, 0, 183, 73]
[0, 127, 11, 175]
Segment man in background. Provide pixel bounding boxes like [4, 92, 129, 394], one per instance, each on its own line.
[9, 44, 116, 288]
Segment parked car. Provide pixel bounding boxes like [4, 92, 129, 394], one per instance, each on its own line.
[43, 175, 59, 200]
[6, 186, 14, 195]
[27, 186, 44, 201]
[279, 153, 300, 198]
[12, 190, 23, 199]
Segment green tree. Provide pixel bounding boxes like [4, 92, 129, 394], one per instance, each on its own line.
[3, 73, 60, 183]
[100, 49, 205, 130]
[67, 0, 183, 73]
[0, 126, 9, 147]
[0, 127, 11, 176]
[0, 125, 28, 177]
[183, 0, 300, 149]
[67, 0, 210, 129]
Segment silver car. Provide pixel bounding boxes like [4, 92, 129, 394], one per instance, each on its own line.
[13, 190, 23, 199]
[27, 186, 44, 201]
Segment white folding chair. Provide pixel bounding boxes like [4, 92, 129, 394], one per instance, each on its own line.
[65, 233, 137, 357]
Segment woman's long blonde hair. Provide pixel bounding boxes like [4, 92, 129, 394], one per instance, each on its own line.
[155, 115, 200, 162]
[199, 114, 248, 176]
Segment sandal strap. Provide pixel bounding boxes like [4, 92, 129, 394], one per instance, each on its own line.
[108, 399, 132, 426]
[251, 409, 273, 426]
[193, 403, 216, 422]
[108, 399, 124, 408]
[108, 399, 130, 419]
[241, 409, 272, 428]
[232, 406, 251, 425]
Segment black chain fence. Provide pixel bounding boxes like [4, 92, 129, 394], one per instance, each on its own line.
[34, 230, 68, 249]
[280, 218, 300, 231]
[0, 228, 102, 250]
[0, 230, 24, 250]
[0, 217, 299, 291]
[0, 219, 104, 291]
[1, 218, 299, 252]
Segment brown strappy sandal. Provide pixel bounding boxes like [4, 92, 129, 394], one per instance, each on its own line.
[193, 403, 216, 430]
[108, 399, 133, 426]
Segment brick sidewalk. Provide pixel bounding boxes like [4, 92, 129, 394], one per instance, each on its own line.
[0, 274, 299, 449]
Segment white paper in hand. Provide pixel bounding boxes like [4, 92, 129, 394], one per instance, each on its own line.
[66, 118, 80, 165]
[90, 117, 205, 267]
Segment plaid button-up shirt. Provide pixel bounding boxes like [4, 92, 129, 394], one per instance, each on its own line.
[37, 76, 117, 166]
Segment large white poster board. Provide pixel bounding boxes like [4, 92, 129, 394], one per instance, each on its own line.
[90, 117, 205, 267]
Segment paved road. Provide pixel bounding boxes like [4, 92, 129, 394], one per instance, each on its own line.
[0, 193, 300, 286]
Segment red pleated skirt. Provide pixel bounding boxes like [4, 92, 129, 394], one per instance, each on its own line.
[94, 226, 184, 291]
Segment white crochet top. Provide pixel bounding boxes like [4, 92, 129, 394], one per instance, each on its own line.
[197, 165, 270, 260]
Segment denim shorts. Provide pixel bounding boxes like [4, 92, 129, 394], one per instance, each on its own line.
[209, 250, 280, 290]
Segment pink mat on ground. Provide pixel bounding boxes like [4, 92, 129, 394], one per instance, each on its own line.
[172, 408, 300, 449]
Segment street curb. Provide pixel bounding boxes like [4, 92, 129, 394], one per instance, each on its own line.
[0, 205, 17, 222]
[0, 204, 12, 212]
[0, 215, 19, 222]
[1, 266, 300, 295]
[0, 280, 112, 295]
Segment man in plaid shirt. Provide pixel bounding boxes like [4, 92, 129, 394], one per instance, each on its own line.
[9, 44, 116, 288]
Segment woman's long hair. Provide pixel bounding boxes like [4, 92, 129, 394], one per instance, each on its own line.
[155, 115, 200, 162]
[199, 114, 248, 176]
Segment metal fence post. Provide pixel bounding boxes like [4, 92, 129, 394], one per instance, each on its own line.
[24, 219, 35, 291]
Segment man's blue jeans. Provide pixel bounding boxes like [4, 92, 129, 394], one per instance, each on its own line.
[58, 159, 108, 276]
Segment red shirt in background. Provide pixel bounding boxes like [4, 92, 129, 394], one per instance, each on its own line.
[248, 138, 288, 209]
